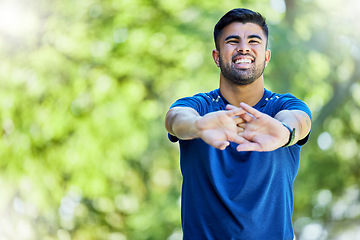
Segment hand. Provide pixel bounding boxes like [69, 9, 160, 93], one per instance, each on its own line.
[226, 103, 289, 152]
[195, 107, 246, 150]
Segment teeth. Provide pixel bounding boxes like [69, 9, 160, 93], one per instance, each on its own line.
[235, 59, 252, 64]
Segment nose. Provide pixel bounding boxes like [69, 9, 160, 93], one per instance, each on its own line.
[236, 41, 250, 53]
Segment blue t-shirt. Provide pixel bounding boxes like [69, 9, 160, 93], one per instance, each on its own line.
[168, 88, 312, 240]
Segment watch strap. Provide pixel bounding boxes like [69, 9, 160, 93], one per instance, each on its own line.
[281, 122, 295, 147]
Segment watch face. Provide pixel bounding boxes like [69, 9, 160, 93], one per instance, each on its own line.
[289, 128, 295, 145]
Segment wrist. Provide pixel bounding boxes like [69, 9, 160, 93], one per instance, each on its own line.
[193, 116, 203, 138]
[172, 115, 202, 140]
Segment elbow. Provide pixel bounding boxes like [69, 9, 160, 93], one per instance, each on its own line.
[165, 109, 176, 136]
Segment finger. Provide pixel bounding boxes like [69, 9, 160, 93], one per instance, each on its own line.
[240, 112, 255, 123]
[226, 106, 246, 118]
[239, 102, 262, 119]
[225, 104, 237, 110]
[236, 142, 260, 152]
[237, 123, 246, 128]
[233, 116, 245, 125]
[230, 134, 246, 145]
[237, 128, 244, 136]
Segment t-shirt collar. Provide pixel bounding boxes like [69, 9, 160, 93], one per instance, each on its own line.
[216, 88, 272, 109]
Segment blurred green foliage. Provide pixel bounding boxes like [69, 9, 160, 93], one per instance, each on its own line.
[0, 0, 359, 239]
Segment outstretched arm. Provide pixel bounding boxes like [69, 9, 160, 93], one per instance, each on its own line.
[227, 102, 311, 152]
[165, 106, 246, 150]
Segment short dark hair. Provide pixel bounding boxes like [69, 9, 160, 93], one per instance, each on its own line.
[214, 8, 269, 50]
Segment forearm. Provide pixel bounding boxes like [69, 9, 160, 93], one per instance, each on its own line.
[274, 110, 312, 145]
[165, 107, 201, 140]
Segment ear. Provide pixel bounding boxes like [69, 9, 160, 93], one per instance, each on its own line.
[212, 49, 220, 67]
[265, 49, 271, 67]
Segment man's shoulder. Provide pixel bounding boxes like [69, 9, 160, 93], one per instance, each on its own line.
[170, 89, 222, 114]
[263, 89, 306, 105]
[263, 89, 311, 118]
[265, 89, 299, 100]
[189, 89, 221, 101]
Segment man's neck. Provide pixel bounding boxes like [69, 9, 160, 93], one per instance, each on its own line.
[219, 77, 265, 107]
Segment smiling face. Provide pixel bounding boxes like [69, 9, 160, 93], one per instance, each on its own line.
[213, 22, 271, 86]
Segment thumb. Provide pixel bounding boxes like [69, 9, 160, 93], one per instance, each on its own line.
[213, 140, 230, 150]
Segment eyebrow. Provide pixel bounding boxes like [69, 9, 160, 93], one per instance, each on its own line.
[224, 34, 263, 41]
[224, 35, 240, 41]
[248, 35, 263, 41]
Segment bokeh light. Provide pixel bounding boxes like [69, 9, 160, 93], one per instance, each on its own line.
[0, 0, 38, 37]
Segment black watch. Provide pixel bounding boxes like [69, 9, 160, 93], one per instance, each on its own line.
[281, 122, 295, 147]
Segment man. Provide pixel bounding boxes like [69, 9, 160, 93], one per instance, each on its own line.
[165, 8, 312, 240]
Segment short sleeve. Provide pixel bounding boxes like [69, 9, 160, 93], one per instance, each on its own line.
[276, 93, 312, 146]
[278, 93, 312, 120]
[167, 93, 212, 143]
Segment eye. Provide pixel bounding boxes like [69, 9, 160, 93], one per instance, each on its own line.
[226, 39, 238, 44]
[249, 39, 261, 44]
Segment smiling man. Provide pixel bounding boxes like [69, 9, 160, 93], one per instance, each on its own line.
[165, 8, 312, 239]
[216, 24, 269, 87]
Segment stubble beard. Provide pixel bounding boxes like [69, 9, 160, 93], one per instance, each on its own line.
[219, 54, 266, 86]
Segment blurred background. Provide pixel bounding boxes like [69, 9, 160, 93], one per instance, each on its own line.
[0, 0, 359, 239]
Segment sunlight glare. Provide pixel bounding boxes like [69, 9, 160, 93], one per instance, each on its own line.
[0, 0, 38, 37]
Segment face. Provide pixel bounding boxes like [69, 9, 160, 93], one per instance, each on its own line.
[213, 22, 271, 85]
